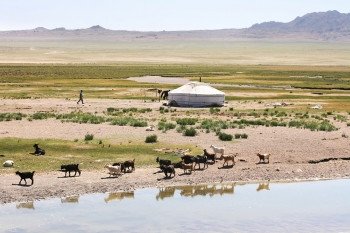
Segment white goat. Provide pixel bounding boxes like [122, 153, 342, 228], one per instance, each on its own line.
[210, 145, 225, 158]
[104, 164, 123, 177]
[145, 125, 155, 131]
[3, 160, 14, 167]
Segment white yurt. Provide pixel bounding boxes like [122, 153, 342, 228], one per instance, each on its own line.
[167, 82, 225, 107]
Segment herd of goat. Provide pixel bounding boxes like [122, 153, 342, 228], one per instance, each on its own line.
[156, 145, 270, 178]
[156, 145, 239, 178]
[9, 144, 271, 185]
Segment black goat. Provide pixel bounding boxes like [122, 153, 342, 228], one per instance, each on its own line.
[194, 155, 208, 169]
[160, 90, 170, 100]
[16, 171, 35, 185]
[113, 159, 135, 173]
[123, 159, 135, 172]
[160, 165, 175, 178]
[203, 149, 216, 164]
[172, 161, 183, 169]
[181, 155, 195, 164]
[61, 164, 81, 177]
[156, 157, 171, 166]
[158, 89, 170, 101]
[33, 144, 45, 155]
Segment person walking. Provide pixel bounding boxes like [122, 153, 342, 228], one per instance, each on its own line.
[77, 90, 84, 104]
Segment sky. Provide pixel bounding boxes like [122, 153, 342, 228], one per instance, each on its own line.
[0, 0, 349, 31]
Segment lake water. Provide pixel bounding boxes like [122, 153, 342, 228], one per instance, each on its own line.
[1, 179, 349, 233]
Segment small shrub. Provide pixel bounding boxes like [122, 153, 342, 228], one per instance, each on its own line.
[107, 107, 118, 113]
[84, 134, 94, 141]
[234, 133, 241, 139]
[183, 127, 197, 136]
[145, 134, 157, 143]
[270, 121, 279, 127]
[241, 133, 248, 139]
[176, 125, 186, 133]
[219, 133, 233, 141]
[158, 121, 176, 132]
[210, 107, 220, 114]
[130, 120, 148, 127]
[139, 108, 152, 113]
[176, 118, 197, 125]
[31, 112, 55, 120]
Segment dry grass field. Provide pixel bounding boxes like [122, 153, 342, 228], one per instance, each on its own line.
[1, 39, 350, 66]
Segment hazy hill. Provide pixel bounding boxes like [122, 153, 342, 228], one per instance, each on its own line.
[0, 11, 349, 41]
[248, 10, 350, 40]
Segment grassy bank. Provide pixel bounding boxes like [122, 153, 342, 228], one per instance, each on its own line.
[1, 64, 350, 110]
[0, 137, 198, 174]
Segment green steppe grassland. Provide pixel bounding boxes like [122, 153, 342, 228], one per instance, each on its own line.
[0, 39, 350, 173]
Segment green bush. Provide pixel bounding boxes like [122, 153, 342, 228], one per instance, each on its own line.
[0, 113, 26, 121]
[130, 120, 148, 127]
[84, 134, 94, 141]
[158, 121, 176, 132]
[183, 127, 197, 136]
[210, 107, 220, 114]
[176, 118, 197, 126]
[31, 112, 55, 120]
[241, 133, 248, 139]
[219, 132, 233, 141]
[234, 133, 241, 139]
[139, 108, 152, 113]
[145, 134, 157, 143]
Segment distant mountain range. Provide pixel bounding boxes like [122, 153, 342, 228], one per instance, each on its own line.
[1, 11, 349, 41]
[248, 10, 350, 40]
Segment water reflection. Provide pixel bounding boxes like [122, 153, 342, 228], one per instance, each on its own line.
[9, 183, 270, 208]
[104, 191, 134, 203]
[1, 180, 350, 233]
[16, 201, 35, 210]
[256, 182, 270, 192]
[156, 183, 241, 200]
[156, 187, 176, 200]
[61, 195, 79, 204]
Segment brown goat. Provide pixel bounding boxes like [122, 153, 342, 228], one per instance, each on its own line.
[182, 162, 194, 174]
[221, 154, 237, 167]
[257, 153, 270, 164]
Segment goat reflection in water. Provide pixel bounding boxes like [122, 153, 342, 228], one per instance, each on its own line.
[16, 201, 35, 210]
[156, 183, 235, 200]
[104, 191, 135, 203]
[256, 182, 270, 192]
[61, 195, 80, 204]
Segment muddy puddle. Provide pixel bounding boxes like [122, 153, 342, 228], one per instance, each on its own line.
[1, 179, 349, 233]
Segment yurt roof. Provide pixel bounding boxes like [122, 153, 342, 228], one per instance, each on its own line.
[169, 82, 224, 96]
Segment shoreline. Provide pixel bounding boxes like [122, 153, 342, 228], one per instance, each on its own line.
[2, 162, 350, 205]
